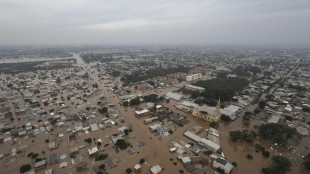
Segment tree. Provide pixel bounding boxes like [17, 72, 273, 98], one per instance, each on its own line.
[262, 150, 270, 158]
[124, 129, 129, 136]
[126, 168, 132, 174]
[216, 167, 225, 174]
[221, 115, 231, 122]
[271, 155, 291, 173]
[303, 154, 310, 170]
[232, 162, 237, 167]
[229, 131, 242, 142]
[99, 164, 105, 170]
[130, 97, 140, 106]
[258, 123, 300, 146]
[254, 108, 261, 115]
[123, 101, 129, 106]
[210, 121, 219, 128]
[139, 158, 145, 164]
[95, 154, 108, 161]
[116, 139, 130, 149]
[259, 100, 266, 109]
[20, 164, 31, 173]
[84, 138, 92, 143]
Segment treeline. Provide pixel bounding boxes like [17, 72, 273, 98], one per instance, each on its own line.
[121, 66, 191, 83]
[258, 123, 300, 146]
[0, 60, 75, 74]
[81, 54, 113, 64]
[192, 77, 249, 102]
[233, 65, 261, 76]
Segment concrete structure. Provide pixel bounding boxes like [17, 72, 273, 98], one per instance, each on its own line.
[185, 84, 205, 92]
[165, 92, 184, 101]
[186, 73, 202, 82]
[192, 99, 221, 122]
[150, 165, 162, 174]
[213, 158, 233, 174]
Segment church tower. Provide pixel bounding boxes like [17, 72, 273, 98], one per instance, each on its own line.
[215, 98, 221, 120]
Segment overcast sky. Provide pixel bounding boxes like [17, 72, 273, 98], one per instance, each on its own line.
[0, 0, 310, 47]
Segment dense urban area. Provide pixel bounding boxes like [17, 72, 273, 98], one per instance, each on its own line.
[0, 47, 310, 174]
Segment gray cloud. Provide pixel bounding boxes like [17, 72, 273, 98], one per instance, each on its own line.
[0, 0, 309, 47]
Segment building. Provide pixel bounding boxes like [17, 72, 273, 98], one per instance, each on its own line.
[135, 109, 149, 116]
[150, 165, 162, 174]
[48, 153, 58, 164]
[185, 84, 205, 92]
[165, 92, 184, 101]
[192, 99, 221, 122]
[213, 158, 233, 174]
[144, 117, 158, 124]
[34, 160, 47, 171]
[88, 147, 99, 156]
[186, 73, 202, 82]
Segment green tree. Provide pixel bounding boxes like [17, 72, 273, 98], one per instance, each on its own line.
[20, 164, 31, 173]
[271, 155, 291, 173]
[139, 158, 145, 164]
[303, 154, 310, 170]
[126, 168, 132, 174]
[123, 101, 129, 106]
[210, 121, 219, 128]
[99, 164, 105, 170]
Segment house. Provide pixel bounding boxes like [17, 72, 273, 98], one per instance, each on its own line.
[48, 153, 58, 164]
[150, 165, 162, 174]
[134, 164, 142, 173]
[48, 141, 59, 150]
[185, 84, 205, 92]
[165, 92, 184, 101]
[69, 147, 79, 157]
[34, 160, 47, 171]
[90, 123, 99, 132]
[135, 109, 149, 116]
[88, 147, 99, 156]
[213, 158, 233, 174]
[198, 138, 221, 153]
[181, 156, 191, 165]
[44, 169, 53, 174]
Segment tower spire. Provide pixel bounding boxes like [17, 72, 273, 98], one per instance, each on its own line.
[215, 98, 221, 120]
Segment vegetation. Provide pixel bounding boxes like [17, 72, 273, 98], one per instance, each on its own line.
[259, 100, 266, 109]
[0, 60, 75, 74]
[129, 97, 140, 106]
[216, 167, 225, 174]
[126, 168, 132, 174]
[193, 77, 249, 102]
[20, 164, 31, 173]
[258, 123, 300, 146]
[95, 154, 109, 161]
[121, 66, 191, 83]
[229, 130, 256, 142]
[98, 107, 108, 114]
[143, 94, 159, 103]
[139, 158, 145, 164]
[27, 152, 39, 159]
[99, 164, 105, 170]
[81, 54, 113, 64]
[210, 121, 219, 128]
[84, 138, 92, 143]
[233, 65, 261, 77]
[123, 101, 129, 106]
[221, 115, 231, 122]
[232, 162, 237, 167]
[303, 154, 310, 170]
[247, 154, 253, 160]
[115, 139, 130, 149]
[262, 156, 291, 174]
